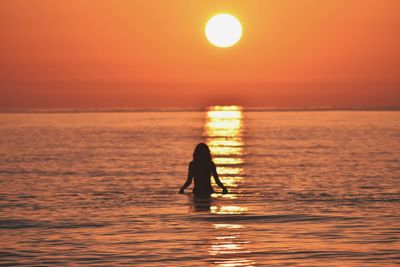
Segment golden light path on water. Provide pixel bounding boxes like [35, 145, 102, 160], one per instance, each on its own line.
[205, 106, 244, 194]
[204, 106, 255, 267]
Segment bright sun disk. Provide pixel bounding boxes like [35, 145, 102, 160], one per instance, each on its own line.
[205, 14, 242, 48]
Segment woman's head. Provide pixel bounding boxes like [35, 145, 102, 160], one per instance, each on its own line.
[193, 143, 212, 162]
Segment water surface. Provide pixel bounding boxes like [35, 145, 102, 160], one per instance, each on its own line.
[0, 108, 399, 266]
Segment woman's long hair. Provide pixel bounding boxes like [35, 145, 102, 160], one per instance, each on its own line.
[193, 143, 212, 163]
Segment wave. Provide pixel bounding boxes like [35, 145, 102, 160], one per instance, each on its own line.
[193, 214, 360, 223]
[0, 219, 109, 230]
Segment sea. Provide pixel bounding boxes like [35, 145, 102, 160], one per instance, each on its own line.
[0, 107, 399, 266]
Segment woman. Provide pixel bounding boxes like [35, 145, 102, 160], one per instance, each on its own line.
[179, 143, 228, 196]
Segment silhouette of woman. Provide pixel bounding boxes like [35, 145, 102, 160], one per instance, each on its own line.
[179, 143, 228, 196]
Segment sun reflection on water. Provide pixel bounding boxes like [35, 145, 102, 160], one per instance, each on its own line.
[210, 224, 255, 267]
[205, 106, 245, 199]
[205, 106, 254, 266]
[210, 206, 249, 214]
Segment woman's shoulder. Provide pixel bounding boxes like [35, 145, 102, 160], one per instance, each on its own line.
[208, 161, 216, 170]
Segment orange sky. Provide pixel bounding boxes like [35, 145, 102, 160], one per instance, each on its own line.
[0, 0, 399, 109]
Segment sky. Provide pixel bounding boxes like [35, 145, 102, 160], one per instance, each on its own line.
[0, 0, 399, 109]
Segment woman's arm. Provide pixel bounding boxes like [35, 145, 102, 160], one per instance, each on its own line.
[212, 163, 228, 194]
[179, 163, 193, 194]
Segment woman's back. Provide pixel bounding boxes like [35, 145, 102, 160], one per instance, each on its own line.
[190, 160, 215, 195]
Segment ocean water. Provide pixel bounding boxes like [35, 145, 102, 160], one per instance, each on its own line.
[0, 108, 399, 266]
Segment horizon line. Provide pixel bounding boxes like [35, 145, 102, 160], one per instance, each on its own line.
[1, 106, 400, 114]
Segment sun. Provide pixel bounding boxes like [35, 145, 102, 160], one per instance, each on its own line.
[205, 14, 242, 48]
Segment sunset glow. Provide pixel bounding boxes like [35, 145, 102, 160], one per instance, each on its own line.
[1, 1, 399, 265]
[0, 1, 399, 109]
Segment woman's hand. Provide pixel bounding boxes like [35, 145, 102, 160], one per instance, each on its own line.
[222, 187, 228, 194]
[179, 188, 184, 194]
